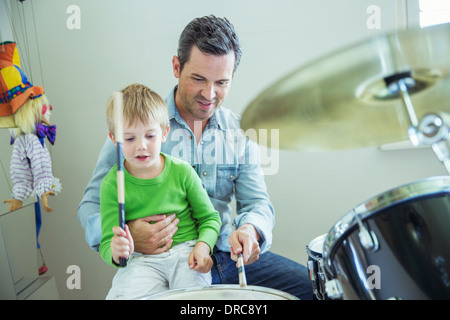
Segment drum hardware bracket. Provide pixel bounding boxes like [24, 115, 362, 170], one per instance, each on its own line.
[434, 256, 450, 287]
[390, 72, 450, 174]
[408, 112, 450, 174]
[324, 279, 344, 300]
[355, 214, 379, 252]
[307, 260, 316, 281]
[307, 259, 322, 299]
[383, 71, 412, 87]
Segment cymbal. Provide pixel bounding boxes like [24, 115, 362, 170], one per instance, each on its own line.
[241, 23, 450, 151]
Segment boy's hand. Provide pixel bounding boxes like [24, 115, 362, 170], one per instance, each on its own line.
[111, 225, 134, 265]
[188, 241, 212, 273]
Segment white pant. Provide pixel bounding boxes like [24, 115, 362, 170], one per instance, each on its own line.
[106, 240, 211, 300]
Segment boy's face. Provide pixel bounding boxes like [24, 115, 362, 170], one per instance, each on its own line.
[112, 119, 169, 177]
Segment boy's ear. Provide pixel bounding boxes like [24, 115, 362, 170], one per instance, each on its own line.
[161, 124, 170, 143]
[109, 132, 117, 145]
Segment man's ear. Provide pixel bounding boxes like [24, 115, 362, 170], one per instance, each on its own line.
[172, 56, 181, 79]
[161, 124, 170, 143]
[109, 132, 118, 145]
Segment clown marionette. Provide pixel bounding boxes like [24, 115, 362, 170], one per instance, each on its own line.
[0, 41, 61, 213]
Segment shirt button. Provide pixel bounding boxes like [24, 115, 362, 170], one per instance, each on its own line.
[229, 174, 234, 179]
[203, 171, 208, 176]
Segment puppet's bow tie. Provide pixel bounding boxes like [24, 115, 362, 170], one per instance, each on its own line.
[35, 123, 56, 145]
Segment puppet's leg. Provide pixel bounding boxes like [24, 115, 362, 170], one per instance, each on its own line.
[35, 196, 48, 275]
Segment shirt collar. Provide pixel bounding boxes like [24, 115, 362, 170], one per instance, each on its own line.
[166, 86, 180, 122]
[165, 85, 224, 131]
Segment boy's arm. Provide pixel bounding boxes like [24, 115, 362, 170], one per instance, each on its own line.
[99, 174, 123, 267]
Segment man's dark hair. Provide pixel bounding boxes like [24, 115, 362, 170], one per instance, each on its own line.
[177, 15, 242, 74]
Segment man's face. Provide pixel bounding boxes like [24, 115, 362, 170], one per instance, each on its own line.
[172, 46, 235, 123]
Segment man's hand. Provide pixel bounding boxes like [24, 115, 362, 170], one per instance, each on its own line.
[127, 214, 179, 254]
[228, 223, 261, 266]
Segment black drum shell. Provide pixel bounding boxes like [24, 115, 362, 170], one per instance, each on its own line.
[324, 191, 450, 300]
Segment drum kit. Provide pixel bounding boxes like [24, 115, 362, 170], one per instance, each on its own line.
[241, 23, 450, 300]
[147, 23, 450, 301]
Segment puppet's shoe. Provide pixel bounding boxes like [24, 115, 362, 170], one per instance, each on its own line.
[38, 264, 48, 275]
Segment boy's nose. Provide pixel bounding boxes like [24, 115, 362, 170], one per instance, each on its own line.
[137, 139, 147, 150]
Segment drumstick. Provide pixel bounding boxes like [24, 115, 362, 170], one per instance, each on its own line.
[113, 91, 127, 268]
[237, 253, 247, 288]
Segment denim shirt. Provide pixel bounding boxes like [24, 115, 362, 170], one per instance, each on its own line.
[78, 86, 274, 253]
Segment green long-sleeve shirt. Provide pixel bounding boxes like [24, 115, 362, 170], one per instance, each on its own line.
[99, 153, 221, 267]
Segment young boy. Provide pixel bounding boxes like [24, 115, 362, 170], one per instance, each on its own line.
[99, 83, 221, 299]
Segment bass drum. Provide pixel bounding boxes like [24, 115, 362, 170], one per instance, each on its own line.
[323, 176, 450, 300]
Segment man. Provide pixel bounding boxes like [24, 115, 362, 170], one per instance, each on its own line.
[78, 15, 313, 300]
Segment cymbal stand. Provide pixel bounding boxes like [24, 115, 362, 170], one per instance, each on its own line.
[392, 76, 450, 174]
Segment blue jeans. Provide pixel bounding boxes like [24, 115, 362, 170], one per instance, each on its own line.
[211, 249, 313, 300]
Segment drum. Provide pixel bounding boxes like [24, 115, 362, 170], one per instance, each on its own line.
[306, 234, 328, 300]
[147, 284, 298, 300]
[323, 176, 450, 300]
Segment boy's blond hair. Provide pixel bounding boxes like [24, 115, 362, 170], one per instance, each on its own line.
[106, 83, 169, 136]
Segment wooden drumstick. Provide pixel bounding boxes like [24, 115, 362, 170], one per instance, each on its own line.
[113, 91, 127, 268]
[238, 253, 247, 288]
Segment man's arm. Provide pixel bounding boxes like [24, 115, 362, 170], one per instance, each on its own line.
[78, 137, 116, 250]
[231, 137, 275, 263]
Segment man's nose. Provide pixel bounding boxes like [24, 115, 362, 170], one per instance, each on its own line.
[201, 82, 215, 101]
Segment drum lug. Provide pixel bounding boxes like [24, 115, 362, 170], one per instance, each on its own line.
[307, 260, 316, 281]
[355, 214, 379, 251]
[325, 279, 344, 299]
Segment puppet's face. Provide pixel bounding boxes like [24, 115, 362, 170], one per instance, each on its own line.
[41, 104, 52, 125]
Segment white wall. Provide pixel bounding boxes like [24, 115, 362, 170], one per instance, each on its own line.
[3, 0, 446, 300]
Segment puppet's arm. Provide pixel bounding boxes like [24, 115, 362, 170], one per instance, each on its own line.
[5, 134, 57, 212]
[5, 135, 34, 211]
[3, 198, 23, 211]
[27, 134, 57, 212]
[41, 190, 55, 212]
